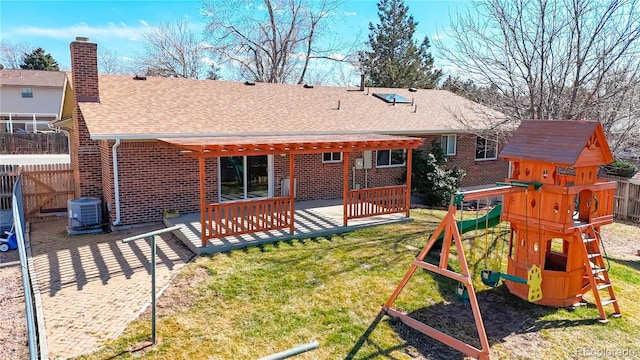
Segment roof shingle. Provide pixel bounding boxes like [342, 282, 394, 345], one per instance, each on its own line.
[0, 69, 66, 88]
[78, 75, 506, 139]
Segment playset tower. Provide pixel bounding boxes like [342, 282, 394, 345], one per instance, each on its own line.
[500, 120, 619, 317]
[384, 120, 621, 360]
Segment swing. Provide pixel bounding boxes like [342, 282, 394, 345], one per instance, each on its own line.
[480, 209, 525, 287]
[476, 194, 542, 303]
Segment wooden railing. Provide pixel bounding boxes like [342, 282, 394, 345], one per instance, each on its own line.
[346, 185, 408, 220]
[504, 180, 617, 231]
[204, 197, 292, 239]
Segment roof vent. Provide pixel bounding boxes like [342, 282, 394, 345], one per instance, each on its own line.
[244, 81, 256, 86]
[408, 88, 418, 92]
[303, 84, 314, 89]
[133, 75, 147, 81]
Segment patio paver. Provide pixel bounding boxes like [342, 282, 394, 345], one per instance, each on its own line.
[29, 218, 194, 359]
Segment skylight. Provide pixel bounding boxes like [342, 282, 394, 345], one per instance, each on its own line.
[373, 93, 411, 104]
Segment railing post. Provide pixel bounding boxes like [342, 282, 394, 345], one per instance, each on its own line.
[343, 152, 350, 226]
[289, 153, 295, 234]
[199, 157, 206, 247]
[405, 149, 413, 218]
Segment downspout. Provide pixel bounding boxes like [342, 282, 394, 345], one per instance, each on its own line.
[112, 138, 121, 225]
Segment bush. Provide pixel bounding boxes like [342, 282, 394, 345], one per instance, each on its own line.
[604, 159, 638, 178]
[402, 141, 466, 207]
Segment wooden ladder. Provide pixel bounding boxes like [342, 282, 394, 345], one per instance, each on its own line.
[579, 224, 621, 323]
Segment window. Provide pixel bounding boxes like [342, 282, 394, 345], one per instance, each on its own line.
[376, 149, 406, 167]
[373, 93, 411, 104]
[441, 134, 456, 155]
[322, 152, 342, 163]
[219, 155, 269, 201]
[476, 136, 498, 160]
[21, 88, 33, 98]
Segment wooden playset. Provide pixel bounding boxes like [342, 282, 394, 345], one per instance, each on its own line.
[384, 120, 621, 360]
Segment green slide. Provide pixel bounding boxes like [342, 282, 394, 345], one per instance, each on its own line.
[432, 204, 502, 247]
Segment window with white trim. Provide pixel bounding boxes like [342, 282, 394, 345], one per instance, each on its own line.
[441, 134, 456, 155]
[21, 88, 33, 98]
[322, 152, 342, 163]
[475, 136, 498, 160]
[376, 149, 406, 167]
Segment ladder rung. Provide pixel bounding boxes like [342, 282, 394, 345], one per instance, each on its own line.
[587, 253, 602, 259]
[592, 268, 606, 274]
[583, 237, 597, 243]
[597, 283, 612, 290]
[601, 299, 617, 306]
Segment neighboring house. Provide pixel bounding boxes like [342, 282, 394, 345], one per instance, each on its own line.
[62, 37, 509, 239]
[0, 69, 72, 133]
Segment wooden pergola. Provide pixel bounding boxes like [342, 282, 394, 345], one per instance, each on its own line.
[160, 134, 424, 247]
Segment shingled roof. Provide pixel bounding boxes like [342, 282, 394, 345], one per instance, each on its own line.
[76, 75, 506, 140]
[0, 69, 66, 88]
[499, 120, 613, 166]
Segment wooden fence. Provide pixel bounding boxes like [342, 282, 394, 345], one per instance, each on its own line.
[0, 165, 19, 209]
[0, 133, 69, 154]
[610, 177, 640, 223]
[0, 163, 75, 218]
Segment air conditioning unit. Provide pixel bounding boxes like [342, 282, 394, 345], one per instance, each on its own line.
[68, 197, 102, 230]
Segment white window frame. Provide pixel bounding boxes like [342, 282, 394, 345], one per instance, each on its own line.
[376, 149, 406, 168]
[441, 134, 456, 156]
[475, 136, 498, 161]
[322, 152, 342, 163]
[21, 88, 33, 98]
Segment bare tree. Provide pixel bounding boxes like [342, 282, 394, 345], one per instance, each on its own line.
[438, 0, 640, 154]
[0, 40, 32, 69]
[134, 18, 215, 79]
[99, 48, 128, 74]
[202, 0, 350, 84]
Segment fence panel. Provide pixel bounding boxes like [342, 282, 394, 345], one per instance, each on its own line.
[627, 182, 640, 223]
[608, 176, 640, 223]
[0, 133, 69, 154]
[21, 163, 74, 217]
[0, 164, 20, 210]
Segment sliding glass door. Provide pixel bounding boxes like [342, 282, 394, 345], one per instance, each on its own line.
[219, 155, 272, 201]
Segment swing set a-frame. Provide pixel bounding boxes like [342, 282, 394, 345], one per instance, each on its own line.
[383, 121, 621, 360]
[383, 185, 529, 360]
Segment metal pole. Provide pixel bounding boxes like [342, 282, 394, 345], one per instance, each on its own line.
[151, 235, 157, 345]
[122, 225, 181, 346]
[258, 340, 319, 360]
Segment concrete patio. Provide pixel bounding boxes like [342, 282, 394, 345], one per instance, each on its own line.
[164, 198, 412, 254]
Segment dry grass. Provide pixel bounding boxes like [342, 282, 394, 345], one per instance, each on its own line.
[75, 209, 640, 360]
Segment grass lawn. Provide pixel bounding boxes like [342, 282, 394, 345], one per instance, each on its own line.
[76, 209, 640, 360]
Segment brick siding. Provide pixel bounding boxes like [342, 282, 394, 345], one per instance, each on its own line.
[102, 141, 218, 225]
[418, 134, 510, 189]
[105, 138, 505, 225]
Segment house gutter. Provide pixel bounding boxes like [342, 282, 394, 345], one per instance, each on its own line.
[89, 129, 453, 141]
[112, 138, 122, 226]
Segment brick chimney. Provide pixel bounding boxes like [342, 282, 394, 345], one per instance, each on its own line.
[70, 36, 99, 103]
[69, 37, 103, 199]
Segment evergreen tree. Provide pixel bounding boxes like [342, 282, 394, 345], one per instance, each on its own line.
[359, 0, 442, 88]
[20, 47, 59, 71]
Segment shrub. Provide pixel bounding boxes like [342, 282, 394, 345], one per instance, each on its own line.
[402, 141, 466, 207]
[604, 159, 638, 178]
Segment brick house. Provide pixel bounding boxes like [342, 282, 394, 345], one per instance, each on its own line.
[62, 37, 508, 240]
